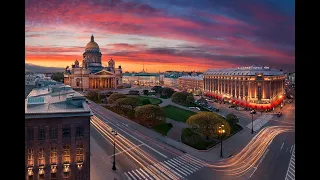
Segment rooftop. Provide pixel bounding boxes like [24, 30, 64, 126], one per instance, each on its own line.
[179, 74, 204, 80]
[204, 66, 284, 76]
[25, 84, 92, 119]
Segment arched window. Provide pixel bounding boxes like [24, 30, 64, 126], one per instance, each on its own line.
[76, 78, 80, 86]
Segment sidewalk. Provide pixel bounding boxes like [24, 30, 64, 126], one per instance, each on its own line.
[166, 118, 189, 142]
[90, 136, 123, 180]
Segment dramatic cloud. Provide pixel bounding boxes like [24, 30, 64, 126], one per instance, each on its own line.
[25, 0, 295, 72]
[25, 63, 64, 73]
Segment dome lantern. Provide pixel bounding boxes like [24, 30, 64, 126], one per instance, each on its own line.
[85, 35, 100, 52]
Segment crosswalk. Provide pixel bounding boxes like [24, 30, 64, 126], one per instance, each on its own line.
[246, 114, 273, 131]
[124, 154, 207, 180]
[285, 145, 295, 180]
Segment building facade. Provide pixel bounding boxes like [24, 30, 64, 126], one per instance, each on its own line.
[64, 35, 122, 90]
[203, 66, 285, 110]
[25, 84, 92, 180]
[122, 72, 161, 86]
[163, 77, 178, 88]
[178, 75, 204, 95]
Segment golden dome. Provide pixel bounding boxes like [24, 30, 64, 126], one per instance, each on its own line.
[85, 35, 100, 52]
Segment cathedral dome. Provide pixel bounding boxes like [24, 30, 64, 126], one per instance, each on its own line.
[85, 35, 100, 52]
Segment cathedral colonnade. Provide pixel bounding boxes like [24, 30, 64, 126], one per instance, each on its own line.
[89, 77, 115, 89]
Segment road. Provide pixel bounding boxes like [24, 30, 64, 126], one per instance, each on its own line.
[89, 101, 209, 180]
[88, 96, 295, 180]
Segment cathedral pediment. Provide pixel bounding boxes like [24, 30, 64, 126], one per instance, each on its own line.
[93, 69, 113, 75]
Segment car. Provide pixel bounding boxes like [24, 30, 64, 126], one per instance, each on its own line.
[214, 108, 220, 112]
[229, 105, 236, 108]
[250, 110, 256, 114]
[85, 100, 90, 104]
[276, 112, 282, 117]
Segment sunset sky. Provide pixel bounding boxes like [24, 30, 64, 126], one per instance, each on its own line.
[25, 0, 295, 73]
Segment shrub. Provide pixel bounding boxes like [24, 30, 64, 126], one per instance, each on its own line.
[141, 99, 152, 105]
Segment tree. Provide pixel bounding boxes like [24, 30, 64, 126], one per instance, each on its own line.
[172, 91, 194, 105]
[135, 105, 166, 127]
[161, 87, 175, 98]
[141, 99, 152, 105]
[114, 97, 140, 117]
[226, 113, 239, 125]
[108, 92, 127, 104]
[151, 86, 163, 94]
[87, 91, 99, 101]
[51, 72, 64, 82]
[186, 112, 230, 140]
[143, 89, 149, 96]
[186, 95, 195, 105]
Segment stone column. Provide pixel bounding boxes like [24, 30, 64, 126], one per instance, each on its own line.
[248, 81, 251, 100]
[234, 80, 236, 97]
[57, 124, 63, 180]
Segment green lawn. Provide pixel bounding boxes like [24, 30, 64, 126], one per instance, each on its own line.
[141, 97, 162, 105]
[229, 124, 243, 137]
[152, 123, 173, 136]
[181, 128, 217, 150]
[163, 105, 196, 122]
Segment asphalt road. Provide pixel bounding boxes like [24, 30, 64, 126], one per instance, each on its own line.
[88, 96, 295, 180]
[250, 132, 295, 180]
[248, 100, 295, 180]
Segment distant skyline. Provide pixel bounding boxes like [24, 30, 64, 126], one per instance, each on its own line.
[25, 0, 295, 73]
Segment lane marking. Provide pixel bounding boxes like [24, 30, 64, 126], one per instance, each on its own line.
[286, 147, 288, 152]
[250, 148, 269, 178]
[124, 172, 132, 180]
[93, 110, 168, 158]
[290, 145, 294, 153]
[109, 144, 144, 157]
[280, 142, 284, 150]
[285, 145, 295, 180]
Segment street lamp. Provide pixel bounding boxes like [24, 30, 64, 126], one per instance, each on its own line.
[251, 110, 254, 134]
[111, 129, 118, 170]
[218, 125, 225, 158]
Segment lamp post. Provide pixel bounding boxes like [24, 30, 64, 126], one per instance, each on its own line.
[251, 110, 254, 134]
[218, 125, 225, 158]
[111, 129, 117, 170]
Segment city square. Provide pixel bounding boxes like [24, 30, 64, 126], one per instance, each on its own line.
[25, 0, 295, 180]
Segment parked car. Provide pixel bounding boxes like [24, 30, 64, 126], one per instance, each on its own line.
[213, 108, 220, 112]
[250, 110, 256, 114]
[229, 105, 236, 108]
[277, 112, 282, 117]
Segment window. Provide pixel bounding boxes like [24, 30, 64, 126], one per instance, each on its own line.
[27, 127, 34, 141]
[39, 174, 45, 180]
[27, 148, 34, 166]
[51, 173, 57, 179]
[38, 148, 45, 166]
[76, 78, 80, 86]
[63, 171, 70, 178]
[50, 146, 57, 165]
[62, 127, 71, 138]
[50, 127, 57, 140]
[38, 127, 45, 140]
[76, 126, 84, 137]
[63, 145, 70, 164]
[76, 143, 84, 162]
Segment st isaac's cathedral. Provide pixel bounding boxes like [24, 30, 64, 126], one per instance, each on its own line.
[64, 35, 123, 90]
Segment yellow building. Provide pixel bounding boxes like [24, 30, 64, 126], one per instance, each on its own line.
[64, 35, 122, 90]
